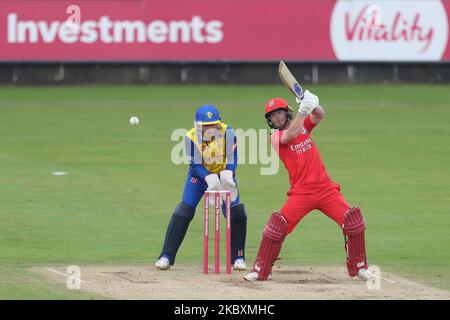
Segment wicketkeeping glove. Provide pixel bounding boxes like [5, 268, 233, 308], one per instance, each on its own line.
[296, 90, 319, 117]
[205, 174, 224, 206]
[220, 170, 238, 202]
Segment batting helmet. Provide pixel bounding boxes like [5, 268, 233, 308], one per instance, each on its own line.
[264, 98, 293, 129]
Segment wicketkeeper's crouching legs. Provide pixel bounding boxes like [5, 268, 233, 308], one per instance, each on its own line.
[158, 202, 195, 266]
[230, 203, 247, 263]
[244, 212, 287, 281]
[343, 207, 369, 278]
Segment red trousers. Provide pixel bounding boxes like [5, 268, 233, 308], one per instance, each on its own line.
[280, 182, 350, 234]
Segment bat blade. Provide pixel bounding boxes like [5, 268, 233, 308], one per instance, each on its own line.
[278, 61, 304, 100]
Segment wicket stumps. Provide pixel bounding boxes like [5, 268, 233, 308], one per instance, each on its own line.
[203, 190, 231, 274]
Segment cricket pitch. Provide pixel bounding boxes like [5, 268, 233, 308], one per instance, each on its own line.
[33, 264, 450, 300]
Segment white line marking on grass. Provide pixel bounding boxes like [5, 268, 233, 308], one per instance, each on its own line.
[52, 171, 68, 176]
[46, 268, 88, 284]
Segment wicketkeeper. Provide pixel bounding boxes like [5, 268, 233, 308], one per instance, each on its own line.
[244, 91, 370, 281]
[155, 105, 247, 271]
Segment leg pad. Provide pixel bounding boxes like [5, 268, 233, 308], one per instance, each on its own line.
[252, 212, 287, 280]
[343, 207, 368, 277]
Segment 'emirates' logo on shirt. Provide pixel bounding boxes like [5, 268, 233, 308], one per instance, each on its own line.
[290, 139, 312, 154]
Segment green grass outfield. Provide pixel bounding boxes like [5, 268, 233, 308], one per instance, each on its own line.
[0, 85, 449, 299]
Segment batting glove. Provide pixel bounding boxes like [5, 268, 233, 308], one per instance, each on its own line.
[296, 90, 319, 117]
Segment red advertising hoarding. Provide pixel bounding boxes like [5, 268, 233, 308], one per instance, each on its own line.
[0, 0, 449, 61]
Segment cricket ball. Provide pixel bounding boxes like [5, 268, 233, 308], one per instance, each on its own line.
[129, 116, 139, 126]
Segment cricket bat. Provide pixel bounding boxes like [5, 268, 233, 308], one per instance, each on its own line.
[278, 61, 304, 100]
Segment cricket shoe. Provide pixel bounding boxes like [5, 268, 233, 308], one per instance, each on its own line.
[357, 268, 372, 281]
[233, 258, 247, 271]
[154, 256, 171, 270]
[243, 271, 272, 281]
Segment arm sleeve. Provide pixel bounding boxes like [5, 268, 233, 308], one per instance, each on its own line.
[184, 135, 211, 180]
[225, 127, 238, 172]
[304, 115, 317, 134]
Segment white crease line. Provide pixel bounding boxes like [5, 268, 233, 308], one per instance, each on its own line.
[370, 274, 396, 284]
[380, 277, 396, 284]
[47, 268, 89, 284]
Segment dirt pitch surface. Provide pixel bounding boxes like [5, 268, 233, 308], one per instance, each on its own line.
[33, 264, 450, 300]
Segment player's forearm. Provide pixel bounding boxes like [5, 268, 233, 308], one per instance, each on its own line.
[191, 164, 211, 180]
[313, 105, 324, 116]
[281, 114, 305, 144]
[225, 163, 237, 172]
[310, 105, 325, 124]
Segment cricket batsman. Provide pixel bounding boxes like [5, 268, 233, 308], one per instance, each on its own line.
[244, 91, 370, 281]
[155, 105, 247, 271]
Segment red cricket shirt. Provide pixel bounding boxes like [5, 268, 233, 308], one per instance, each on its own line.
[271, 115, 331, 194]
